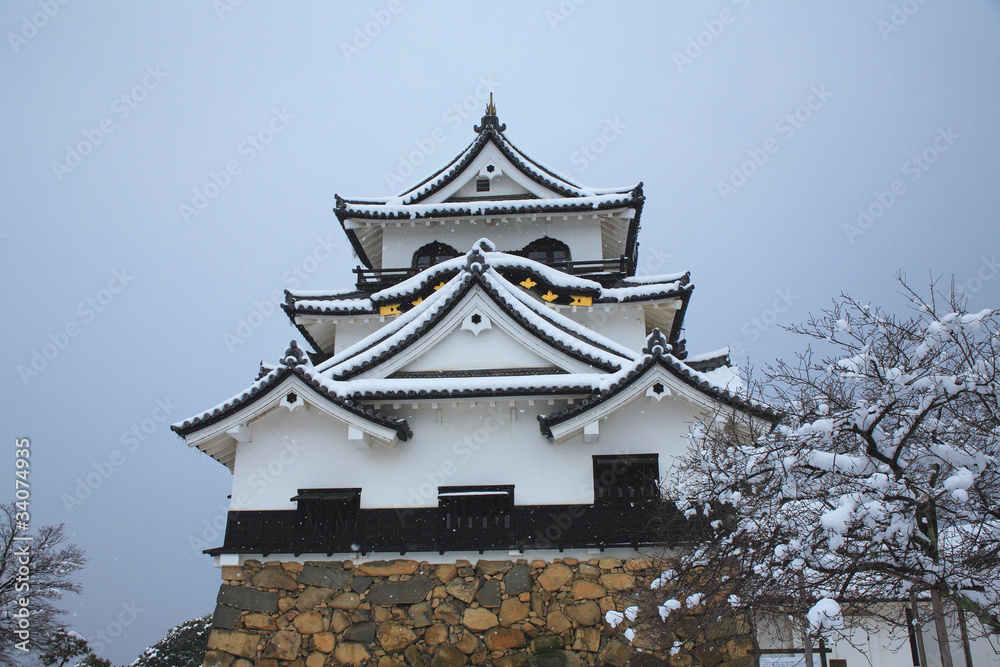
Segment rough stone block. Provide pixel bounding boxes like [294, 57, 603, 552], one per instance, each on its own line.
[367, 575, 436, 604]
[498, 598, 529, 627]
[207, 630, 258, 658]
[537, 564, 573, 591]
[333, 642, 371, 666]
[351, 576, 374, 593]
[461, 607, 499, 632]
[292, 610, 325, 634]
[484, 628, 526, 651]
[299, 565, 352, 589]
[429, 644, 466, 667]
[261, 631, 301, 661]
[531, 635, 564, 655]
[445, 577, 481, 604]
[251, 568, 298, 591]
[377, 621, 417, 652]
[213, 604, 240, 630]
[475, 580, 502, 608]
[358, 559, 419, 577]
[475, 560, 513, 576]
[203, 650, 236, 667]
[344, 621, 377, 644]
[217, 585, 278, 613]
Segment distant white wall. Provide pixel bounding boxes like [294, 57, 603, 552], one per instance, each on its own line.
[757, 607, 1000, 667]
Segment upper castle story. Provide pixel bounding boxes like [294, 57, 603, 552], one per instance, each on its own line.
[334, 97, 645, 290]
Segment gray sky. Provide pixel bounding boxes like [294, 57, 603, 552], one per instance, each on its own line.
[2, 1, 998, 663]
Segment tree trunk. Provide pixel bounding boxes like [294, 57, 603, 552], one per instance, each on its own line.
[911, 591, 928, 667]
[803, 619, 815, 667]
[931, 588, 954, 667]
[957, 603, 973, 667]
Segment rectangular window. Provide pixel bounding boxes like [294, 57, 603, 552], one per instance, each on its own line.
[292, 488, 361, 533]
[438, 485, 513, 533]
[593, 455, 660, 504]
[476, 178, 490, 192]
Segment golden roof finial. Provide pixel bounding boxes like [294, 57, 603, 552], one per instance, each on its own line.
[486, 93, 496, 117]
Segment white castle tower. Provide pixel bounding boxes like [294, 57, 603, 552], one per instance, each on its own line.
[174, 98, 773, 667]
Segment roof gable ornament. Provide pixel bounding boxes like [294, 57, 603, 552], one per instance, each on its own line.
[642, 328, 672, 357]
[280, 340, 309, 367]
[464, 238, 495, 275]
[473, 93, 506, 133]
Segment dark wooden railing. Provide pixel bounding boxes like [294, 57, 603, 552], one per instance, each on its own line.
[353, 258, 629, 290]
[208, 501, 694, 557]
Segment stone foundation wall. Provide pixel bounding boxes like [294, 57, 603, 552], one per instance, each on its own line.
[203, 557, 753, 667]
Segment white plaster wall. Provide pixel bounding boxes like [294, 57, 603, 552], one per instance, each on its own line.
[379, 222, 604, 268]
[758, 608, 1000, 667]
[450, 173, 531, 199]
[333, 318, 390, 355]
[400, 323, 555, 372]
[559, 304, 648, 352]
[228, 390, 704, 512]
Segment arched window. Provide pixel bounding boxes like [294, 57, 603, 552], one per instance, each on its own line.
[519, 237, 571, 265]
[412, 241, 460, 272]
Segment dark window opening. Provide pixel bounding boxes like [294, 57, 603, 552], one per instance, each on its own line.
[412, 241, 460, 272]
[593, 455, 660, 504]
[292, 488, 361, 533]
[476, 178, 490, 192]
[519, 237, 571, 265]
[438, 485, 513, 533]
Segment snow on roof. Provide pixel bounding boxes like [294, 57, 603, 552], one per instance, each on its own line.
[284, 245, 690, 318]
[622, 272, 691, 285]
[171, 341, 412, 441]
[337, 191, 641, 221]
[537, 330, 780, 437]
[312, 245, 642, 381]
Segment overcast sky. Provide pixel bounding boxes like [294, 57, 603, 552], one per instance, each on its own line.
[2, 1, 998, 663]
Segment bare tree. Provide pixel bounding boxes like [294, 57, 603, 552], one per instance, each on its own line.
[0, 504, 86, 667]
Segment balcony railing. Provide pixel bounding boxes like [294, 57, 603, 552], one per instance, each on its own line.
[206, 501, 700, 557]
[354, 257, 629, 290]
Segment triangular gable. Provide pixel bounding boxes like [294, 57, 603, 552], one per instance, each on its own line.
[538, 330, 781, 443]
[359, 289, 603, 380]
[392, 113, 596, 205]
[317, 243, 638, 381]
[171, 343, 411, 469]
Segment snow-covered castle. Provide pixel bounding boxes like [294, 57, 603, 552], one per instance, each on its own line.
[174, 99, 774, 667]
